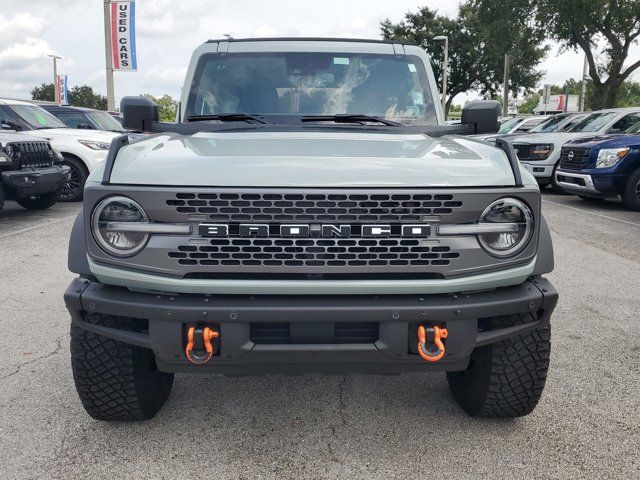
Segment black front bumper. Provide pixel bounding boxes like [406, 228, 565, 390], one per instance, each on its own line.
[1, 165, 69, 199]
[64, 277, 558, 375]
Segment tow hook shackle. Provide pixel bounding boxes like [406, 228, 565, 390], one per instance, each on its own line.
[185, 326, 219, 364]
[417, 325, 448, 362]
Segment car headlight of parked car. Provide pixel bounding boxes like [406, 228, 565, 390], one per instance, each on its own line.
[79, 139, 111, 150]
[91, 196, 149, 256]
[528, 144, 553, 160]
[477, 198, 534, 258]
[596, 147, 629, 168]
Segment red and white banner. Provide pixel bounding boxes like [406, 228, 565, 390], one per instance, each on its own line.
[110, 1, 137, 71]
[56, 75, 69, 104]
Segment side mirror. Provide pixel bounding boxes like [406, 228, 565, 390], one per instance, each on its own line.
[461, 100, 501, 135]
[1, 119, 20, 131]
[121, 96, 159, 132]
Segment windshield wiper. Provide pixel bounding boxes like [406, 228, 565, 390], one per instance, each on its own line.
[186, 113, 267, 124]
[301, 114, 403, 127]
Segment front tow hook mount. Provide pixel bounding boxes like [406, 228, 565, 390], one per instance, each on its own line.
[185, 326, 219, 364]
[417, 325, 448, 362]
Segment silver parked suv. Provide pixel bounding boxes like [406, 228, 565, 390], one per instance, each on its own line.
[64, 38, 557, 421]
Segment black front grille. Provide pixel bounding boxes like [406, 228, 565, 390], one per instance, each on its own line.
[169, 238, 460, 268]
[7, 142, 54, 169]
[166, 192, 463, 223]
[512, 144, 533, 160]
[559, 147, 591, 170]
[250, 322, 379, 344]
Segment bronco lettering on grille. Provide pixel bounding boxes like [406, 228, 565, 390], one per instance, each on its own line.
[198, 223, 431, 238]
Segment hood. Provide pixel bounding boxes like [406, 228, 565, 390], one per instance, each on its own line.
[564, 133, 640, 150]
[0, 131, 47, 143]
[507, 132, 591, 146]
[108, 131, 517, 188]
[23, 128, 120, 141]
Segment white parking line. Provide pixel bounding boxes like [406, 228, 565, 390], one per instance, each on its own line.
[542, 199, 640, 228]
[0, 214, 78, 240]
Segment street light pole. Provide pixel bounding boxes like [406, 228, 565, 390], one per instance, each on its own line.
[579, 54, 588, 112]
[48, 54, 61, 104]
[103, 0, 116, 111]
[434, 35, 449, 119]
[502, 53, 511, 117]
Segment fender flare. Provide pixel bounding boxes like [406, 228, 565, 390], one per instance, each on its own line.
[533, 214, 554, 275]
[68, 208, 91, 275]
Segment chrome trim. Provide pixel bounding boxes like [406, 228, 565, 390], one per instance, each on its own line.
[438, 223, 519, 235]
[106, 222, 192, 234]
[554, 170, 599, 193]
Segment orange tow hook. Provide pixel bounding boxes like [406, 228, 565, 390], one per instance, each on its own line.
[417, 325, 448, 362]
[185, 326, 219, 364]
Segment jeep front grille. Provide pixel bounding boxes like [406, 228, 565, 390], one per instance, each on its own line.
[8, 142, 54, 169]
[166, 192, 463, 223]
[168, 238, 460, 268]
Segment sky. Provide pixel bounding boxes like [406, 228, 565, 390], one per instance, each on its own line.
[1, 0, 638, 107]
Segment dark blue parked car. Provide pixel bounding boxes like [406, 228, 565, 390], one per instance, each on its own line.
[554, 123, 640, 210]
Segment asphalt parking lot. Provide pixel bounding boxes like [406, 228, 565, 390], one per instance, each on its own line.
[1, 191, 639, 480]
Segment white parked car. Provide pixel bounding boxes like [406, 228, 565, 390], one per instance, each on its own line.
[508, 108, 640, 189]
[475, 115, 547, 142]
[0, 99, 120, 201]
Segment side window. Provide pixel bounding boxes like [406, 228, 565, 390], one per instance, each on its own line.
[0, 106, 25, 131]
[608, 113, 640, 133]
[58, 112, 93, 129]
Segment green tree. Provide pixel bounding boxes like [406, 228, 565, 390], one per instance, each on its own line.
[69, 85, 107, 110]
[475, 0, 640, 109]
[381, 3, 547, 116]
[31, 83, 55, 102]
[537, 0, 640, 109]
[143, 94, 178, 122]
[31, 83, 107, 109]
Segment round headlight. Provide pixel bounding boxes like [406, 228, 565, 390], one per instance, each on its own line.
[5, 144, 20, 160]
[91, 196, 149, 256]
[478, 198, 533, 258]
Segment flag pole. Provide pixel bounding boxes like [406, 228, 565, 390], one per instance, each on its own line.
[103, 0, 116, 111]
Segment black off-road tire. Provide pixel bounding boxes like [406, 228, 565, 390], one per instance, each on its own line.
[621, 168, 640, 211]
[447, 314, 551, 418]
[17, 191, 58, 210]
[58, 155, 88, 202]
[70, 314, 174, 421]
[0, 183, 4, 210]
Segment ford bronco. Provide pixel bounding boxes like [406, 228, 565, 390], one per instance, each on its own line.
[64, 38, 557, 421]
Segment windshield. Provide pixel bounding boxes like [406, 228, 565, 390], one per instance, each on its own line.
[87, 111, 125, 132]
[497, 117, 520, 133]
[186, 52, 437, 125]
[567, 112, 617, 133]
[530, 114, 568, 133]
[10, 105, 66, 130]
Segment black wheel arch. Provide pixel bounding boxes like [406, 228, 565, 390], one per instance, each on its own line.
[69, 208, 92, 275]
[533, 214, 554, 275]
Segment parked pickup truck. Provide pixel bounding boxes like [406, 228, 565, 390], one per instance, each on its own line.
[509, 108, 640, 190]
[64, 37, 558, 421]
[555, 122, 640, 210]
[0, 131, 69, 210]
